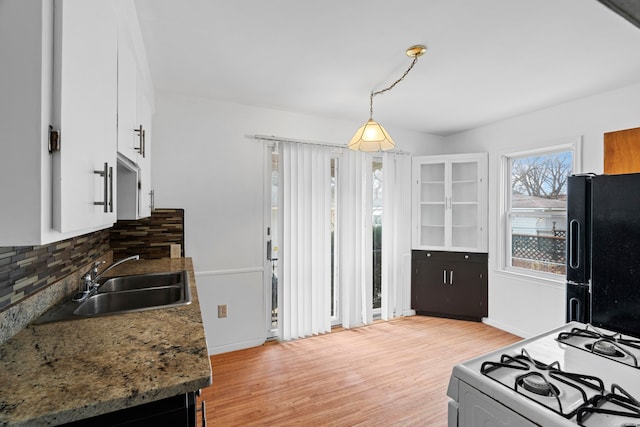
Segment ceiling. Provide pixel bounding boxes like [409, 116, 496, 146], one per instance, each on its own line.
[134, 0, 640, 136]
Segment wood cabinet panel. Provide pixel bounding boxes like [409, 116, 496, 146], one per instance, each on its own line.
[411, 250, 488, 321]
[604, 127, 640, 174]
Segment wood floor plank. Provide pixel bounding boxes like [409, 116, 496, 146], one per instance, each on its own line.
[201, 316, 521, 426]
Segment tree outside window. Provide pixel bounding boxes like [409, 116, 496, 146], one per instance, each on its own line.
[507, 149, 573, 277]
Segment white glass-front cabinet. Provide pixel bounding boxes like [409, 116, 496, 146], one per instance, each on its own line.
[412, 153, 488, 252]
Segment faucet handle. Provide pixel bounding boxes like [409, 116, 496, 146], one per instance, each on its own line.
[92, 260, 106, 275]
[82, 260, 105, 281]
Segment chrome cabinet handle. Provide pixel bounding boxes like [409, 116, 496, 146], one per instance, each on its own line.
[108, 165, 113, 213]
[450, 270, 454, 285]
[94, 163, 113, 213]
[443, 270, 447, 285]
[94, 163, 108, 213]
[134, 125, 145, 157]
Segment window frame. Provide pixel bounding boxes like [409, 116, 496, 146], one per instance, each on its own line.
[499, 137, 582, 283]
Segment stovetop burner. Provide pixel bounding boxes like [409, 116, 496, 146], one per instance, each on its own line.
[557, 325, 640, 369]
[481, 348, 605, 418]
[520, 373, 560, 396]
[587, 340, 626, 358]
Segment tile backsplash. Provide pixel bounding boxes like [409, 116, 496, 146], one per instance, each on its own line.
[0, 229, 110, 313]
[110, 208, 185, 260]
[0, 208, 186, 315]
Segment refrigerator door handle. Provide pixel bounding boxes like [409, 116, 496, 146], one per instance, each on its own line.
[568, 297, 581, 322]
[569, 219, 580, 269]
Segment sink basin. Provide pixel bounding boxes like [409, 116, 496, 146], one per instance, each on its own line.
[74, 285, 187, 316]
[97, 271, 185, 292]
[34, 270, 191, 324]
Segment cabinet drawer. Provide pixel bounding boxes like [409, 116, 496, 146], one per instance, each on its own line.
[412, 250, 486, 264]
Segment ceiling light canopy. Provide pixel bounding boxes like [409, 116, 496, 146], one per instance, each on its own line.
[348, 45, 426, 152]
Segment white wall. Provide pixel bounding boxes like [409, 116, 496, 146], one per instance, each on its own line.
[152, 83, 640, 349]
[151, 93, 432, 354]
[444, 83, 640, 338]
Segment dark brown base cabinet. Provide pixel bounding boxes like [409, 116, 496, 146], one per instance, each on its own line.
[411, 250, 488, 321]
[63, 392, 200, 427]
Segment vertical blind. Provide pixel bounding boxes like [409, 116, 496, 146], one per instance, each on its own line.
[279, 143, 332, 340]
[273, 137, 411, 341]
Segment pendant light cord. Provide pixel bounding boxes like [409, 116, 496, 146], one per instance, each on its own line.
[369, 55, 420, 119]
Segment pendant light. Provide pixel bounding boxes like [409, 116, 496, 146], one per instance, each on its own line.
[348, 45, 426, 152]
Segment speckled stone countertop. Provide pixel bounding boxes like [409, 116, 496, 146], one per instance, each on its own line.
[0, 258, 212, 427]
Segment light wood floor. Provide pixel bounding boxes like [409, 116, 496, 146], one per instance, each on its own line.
[201, 316, 520, 426]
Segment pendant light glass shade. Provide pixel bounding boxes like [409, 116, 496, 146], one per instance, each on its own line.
[348, 119, 396, 152]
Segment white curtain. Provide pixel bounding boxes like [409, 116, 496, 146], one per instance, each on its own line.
[278, 142, 333, 341]
[380, 152, 412, 320]
[339, 149, 374, 328]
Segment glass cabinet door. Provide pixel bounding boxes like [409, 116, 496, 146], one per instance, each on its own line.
[451, 161, 479, 249]
[413, 154, 487, 252]
[418, 162, 446, 247]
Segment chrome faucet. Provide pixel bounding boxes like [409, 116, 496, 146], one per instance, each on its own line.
[73, 255, 140, 302]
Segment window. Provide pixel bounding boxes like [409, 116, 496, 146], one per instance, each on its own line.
[502, 139, 579, 279]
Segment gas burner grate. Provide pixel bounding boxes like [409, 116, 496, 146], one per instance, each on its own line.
[557, 325, 640, 368]
[481, 349, 605, 418]
[576, 384, 640, 426]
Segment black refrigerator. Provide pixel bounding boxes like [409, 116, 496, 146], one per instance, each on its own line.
[566, 173, 640, 337]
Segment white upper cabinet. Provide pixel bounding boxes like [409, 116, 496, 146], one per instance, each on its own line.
[0, 0, 54, 245]
[1, 0, 118, 245]
[114, 0, 154, 220]
[52, 0, 118, 233]
[412, 153, 488, 252]
[116, 28, 139, 163]
[0, 0, 151, 246]
[136, 75, 153, 218]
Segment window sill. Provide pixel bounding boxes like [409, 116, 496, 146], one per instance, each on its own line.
[494, 267, 565, 290]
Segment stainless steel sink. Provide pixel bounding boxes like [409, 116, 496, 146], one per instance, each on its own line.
[34, 270, 191, 324]
[74, 285, 187, 316]
[97, 271, 185, 293]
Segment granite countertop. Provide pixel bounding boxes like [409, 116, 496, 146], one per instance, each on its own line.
[0, 258, 212, 427]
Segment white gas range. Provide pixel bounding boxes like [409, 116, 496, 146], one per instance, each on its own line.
[447, 322, 640, 426]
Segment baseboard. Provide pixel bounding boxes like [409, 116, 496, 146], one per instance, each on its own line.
[208, 338, 266, 355]
[482, 317, 528, 338]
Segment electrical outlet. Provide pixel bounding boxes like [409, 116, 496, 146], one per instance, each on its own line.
[218, 304, 227, 318]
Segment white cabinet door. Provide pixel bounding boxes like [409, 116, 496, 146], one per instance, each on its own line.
[117, 30, 139, 163]
[414, 160, 447, 248]
[52, 0, 118, 233]
[413, 153, 488, 252]
[136, 77, 153, 218]
[0, 0, 53, 245]
[114, 0, 154, 220]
